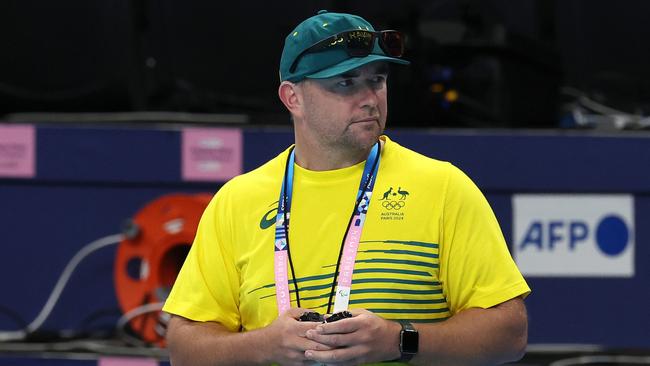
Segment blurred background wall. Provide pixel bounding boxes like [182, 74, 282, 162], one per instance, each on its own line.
[1, 0, 649, 129]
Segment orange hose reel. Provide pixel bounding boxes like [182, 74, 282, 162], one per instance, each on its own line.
[114, 193, 212, 345]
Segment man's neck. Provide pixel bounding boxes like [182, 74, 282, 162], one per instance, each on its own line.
[293, 138, 384, 171]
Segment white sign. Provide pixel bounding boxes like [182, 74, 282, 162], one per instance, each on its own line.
[513, 194, 634, 277]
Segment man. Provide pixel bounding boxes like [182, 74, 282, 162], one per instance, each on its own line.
[164, 10, 530, 366]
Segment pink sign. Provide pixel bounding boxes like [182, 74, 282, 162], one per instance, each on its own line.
[182, 127, 243, 182]
[98, 357, 158, 366]
[0, 124, 35, 178]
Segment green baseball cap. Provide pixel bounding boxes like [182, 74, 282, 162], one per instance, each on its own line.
[279, 10, 410, 82]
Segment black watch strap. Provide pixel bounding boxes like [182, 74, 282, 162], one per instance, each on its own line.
[398, 320, 418, 362]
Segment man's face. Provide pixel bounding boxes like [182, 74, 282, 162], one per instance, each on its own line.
[296, 62, 389, 152]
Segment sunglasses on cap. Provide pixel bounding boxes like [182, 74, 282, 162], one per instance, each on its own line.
[289, 29, 405, 73]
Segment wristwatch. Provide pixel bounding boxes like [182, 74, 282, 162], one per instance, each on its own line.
[398, 320, 419, 362]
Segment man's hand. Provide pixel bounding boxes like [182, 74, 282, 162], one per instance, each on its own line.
[261, 308, 334, 366]
[303, 309, 401, 365]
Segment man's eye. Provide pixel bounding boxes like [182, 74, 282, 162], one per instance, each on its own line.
[337, 79, 354, 87]
[371, 75, 387, 84]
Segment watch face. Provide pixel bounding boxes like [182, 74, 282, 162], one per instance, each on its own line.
[401, 328, 419, 354]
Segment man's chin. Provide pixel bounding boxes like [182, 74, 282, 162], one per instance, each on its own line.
[349, 130, 383, 150]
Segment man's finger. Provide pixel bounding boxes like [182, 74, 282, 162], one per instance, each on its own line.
[306, 329, 355, 347]
[305, 347, 358, 364]
[316, 319, 359, 334]
[299, 338, 334, 351]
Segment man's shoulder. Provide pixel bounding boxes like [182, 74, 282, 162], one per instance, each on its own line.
[385, 137, 453, 172]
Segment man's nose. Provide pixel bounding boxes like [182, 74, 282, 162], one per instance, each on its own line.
[358, 82, 380, 109]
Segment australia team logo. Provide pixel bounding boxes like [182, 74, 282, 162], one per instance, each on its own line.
[379, 186, 409, 209]
[378, 186, 409, 221]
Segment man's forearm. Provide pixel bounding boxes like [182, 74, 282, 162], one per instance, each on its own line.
[412, 297, 528, 366]
[166, 315, 268, 366]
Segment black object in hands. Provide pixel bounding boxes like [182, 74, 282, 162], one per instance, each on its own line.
[299, 311, 324, 322]
[299, 310, 352, 323]
[325, 310, 352, 323]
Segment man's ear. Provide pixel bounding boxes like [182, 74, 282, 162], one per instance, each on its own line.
[278, 81, 303, 118]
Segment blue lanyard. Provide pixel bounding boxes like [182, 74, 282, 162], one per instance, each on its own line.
[274, 142, 381, 314]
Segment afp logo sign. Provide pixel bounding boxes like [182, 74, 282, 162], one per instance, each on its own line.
[513, 194, 634, 277]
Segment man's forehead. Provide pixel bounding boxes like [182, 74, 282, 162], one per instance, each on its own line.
[338, 62, 390, 78]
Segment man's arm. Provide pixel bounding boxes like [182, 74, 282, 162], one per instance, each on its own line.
[304, 296, 528, 366]
[166, 308, 331, 366]
[413, 296, 528, 365]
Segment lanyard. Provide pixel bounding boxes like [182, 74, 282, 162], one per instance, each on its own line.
[274, 142, 381, 315]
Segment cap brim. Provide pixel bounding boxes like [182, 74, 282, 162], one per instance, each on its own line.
[305, 54, 410, 80]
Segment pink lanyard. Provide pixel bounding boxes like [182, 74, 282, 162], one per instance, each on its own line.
[274, 142, 381, 315]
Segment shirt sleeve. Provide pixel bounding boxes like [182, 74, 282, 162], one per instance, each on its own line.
[439, 164, 530, 314]
[162, 183, 242, 332]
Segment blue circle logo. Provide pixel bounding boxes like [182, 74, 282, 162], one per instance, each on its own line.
[595, 215, 629, 256]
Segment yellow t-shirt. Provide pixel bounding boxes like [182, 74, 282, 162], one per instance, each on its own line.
[163, 136, 530, 333]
